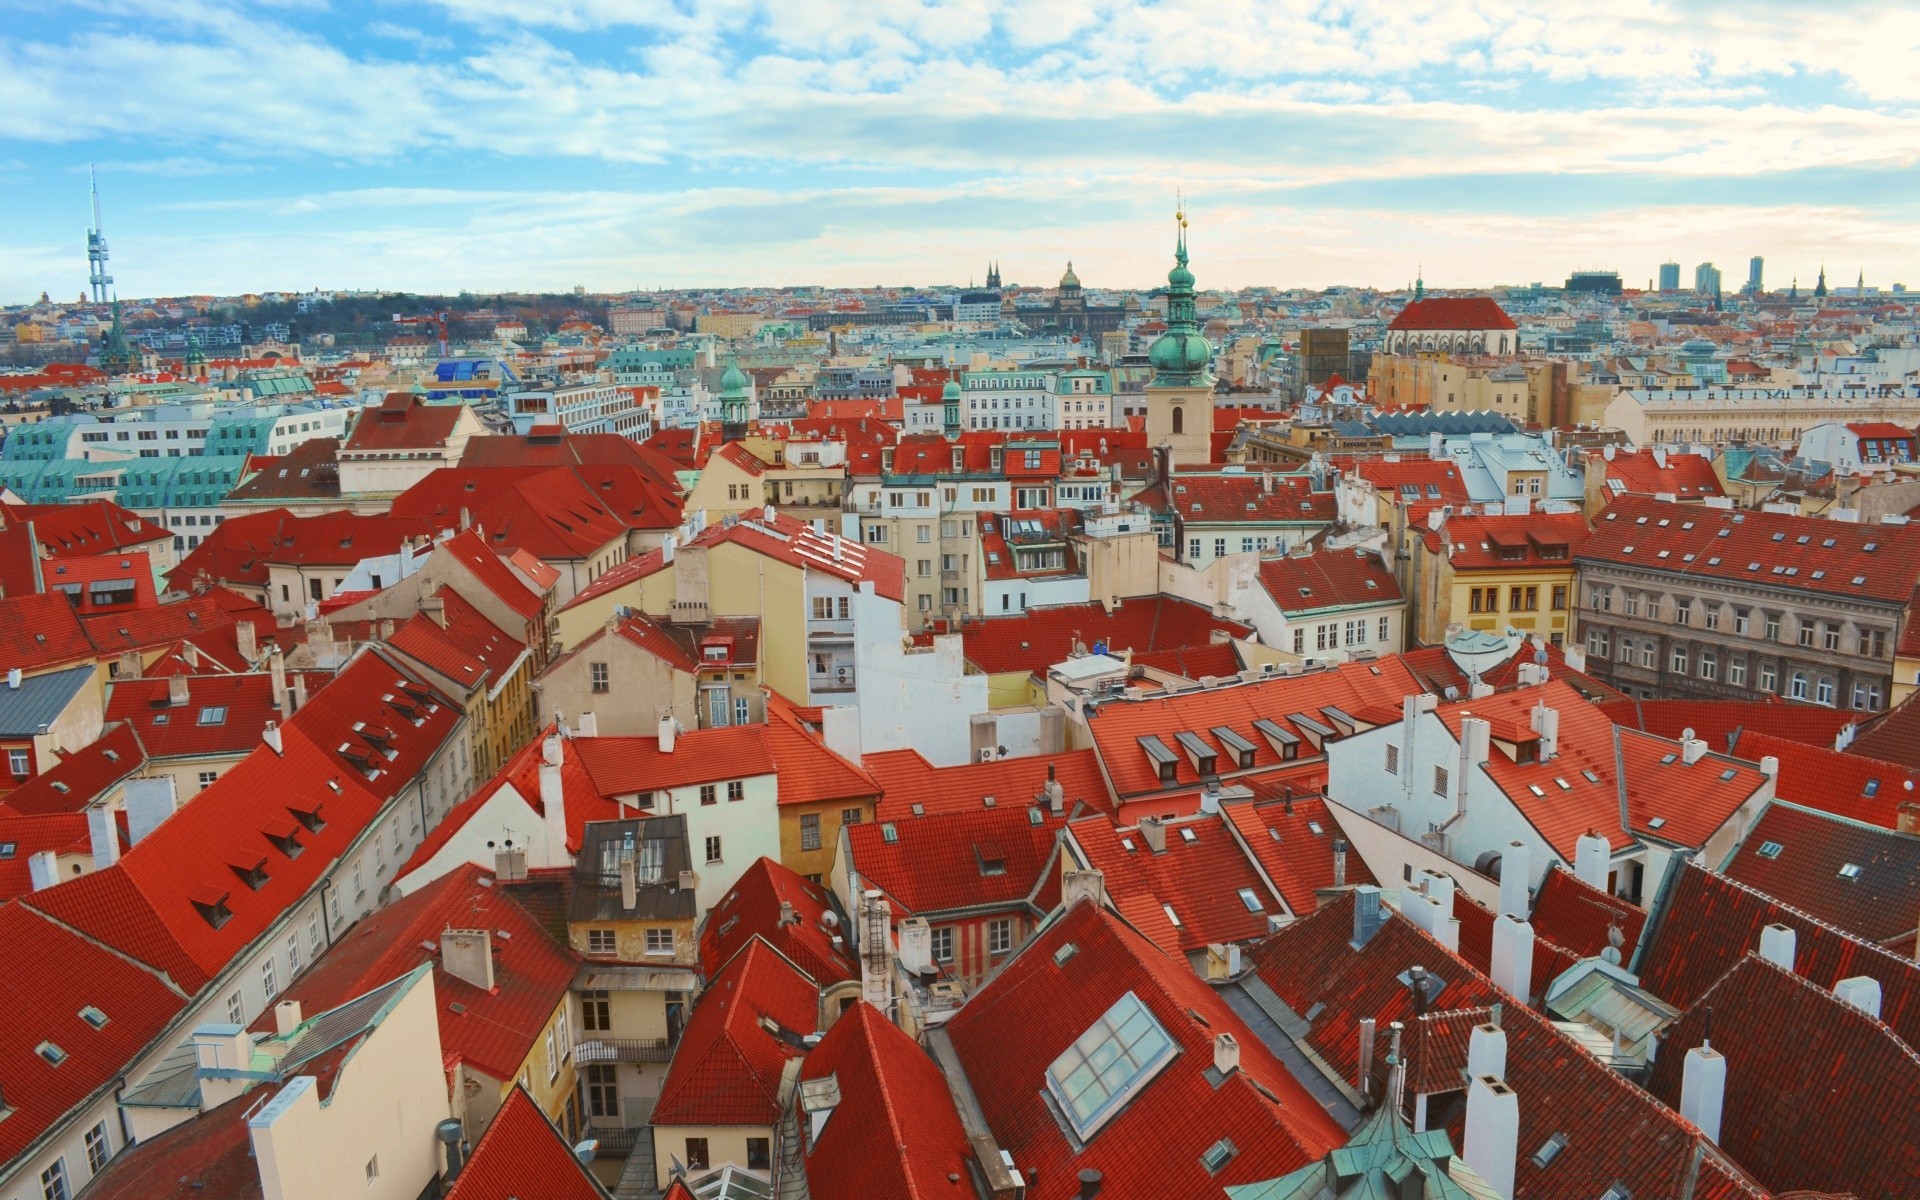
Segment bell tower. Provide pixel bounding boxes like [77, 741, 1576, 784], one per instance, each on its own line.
[1143, 204, 1214, 467]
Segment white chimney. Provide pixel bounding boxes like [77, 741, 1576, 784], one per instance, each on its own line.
[1758, 922, 1797, 970]
[1679, 726, 1708, 765]
[1573, 831, 1610, 891]
[897, 916, 933, 975]
[1759, 755, 1779, 779]
[27, 850, 59, 891]
[270, 648, 288, 713]
[820, 705, 862, 765]
[1462, 716, 1491, 766]
[1464, 1074, 1519, 1200]
[6, 667, 21, 689]
[1834, 976, 1883, 1019]
[1491, 915, 1535, 1002]
[1467, 1022, 1506, 1082]
[262, 720, 283, 756]
[273, 1000, 303, 1036]
[123, 775, 180, 845]
[1530, 704, 1559, 760]
[577, 711, 597, 738]
[1138, 816, 1168, 854]
[1062, 868, 1106, 911]
[1680, 1041, 1726, 1144]
[620, 856, 638, 910]
[192, 1023, 253, 1111]
[1497, 840, 1530, 919]
[658, 714, 677, 754]
[540, 741, 568, 863]
[1213, 1032, 1240, 1077]
[87, 806, 119, 869]
[440, 928, 495, 991]
[1044, 764, 1066, 817]
[1563, 644, 1587, 673]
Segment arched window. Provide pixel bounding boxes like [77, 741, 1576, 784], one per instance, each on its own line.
[1171, 407, 1184, 435]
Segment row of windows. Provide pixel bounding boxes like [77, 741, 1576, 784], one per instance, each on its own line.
[1292, 617, 1393, 653]
[1469, 585, 1566, 613]
[1587, 628, 1885, 710]
[585, 927, 676, 955]
[1590, 588, 1890, 657]
[797, 807, 867, 851]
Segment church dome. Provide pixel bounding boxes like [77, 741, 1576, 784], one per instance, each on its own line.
[718, 359, 750, 395]
[941, 379, 961, 401]
[1149, 328, 1211, 377]
[1059, 261, 1081, 290]
[1167, 261, 1195, 289]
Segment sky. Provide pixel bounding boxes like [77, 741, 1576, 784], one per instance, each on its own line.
[4, 0, 1920, 303]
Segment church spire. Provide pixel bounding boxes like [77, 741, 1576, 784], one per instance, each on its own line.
[1414, 265, 1425, 302]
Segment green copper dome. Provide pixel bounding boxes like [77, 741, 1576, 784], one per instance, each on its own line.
[941, 378, 961, 400]
[1147, 212, 1212, 388]
[718, 358, 750, 396]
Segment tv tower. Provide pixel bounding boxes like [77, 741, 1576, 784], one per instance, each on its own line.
[87, 164, 113, 305]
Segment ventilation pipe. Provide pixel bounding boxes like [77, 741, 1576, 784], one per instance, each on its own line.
[437, 1118, 467, 1183]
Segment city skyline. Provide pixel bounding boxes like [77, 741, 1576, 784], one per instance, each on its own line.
[5, 0, 1920, 302]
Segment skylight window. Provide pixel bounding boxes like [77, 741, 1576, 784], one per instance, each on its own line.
[36, 1041, 67, 1067]
[1201, 1138, 1239, 1174]
[79, 1006, 108, 1030]
[1180, 827, 1199, 844]
[1866, 779, 1881, 797]
[1756, 841, 1784, 860]
[1648, 817, 1666, 829]
[1581, 770, 1601, 784]
[1660, 753, 1678, 765]
[1307, 821, 1325, 836]
[1163, 904, 1182, 927]
[1046, 991, 1177, 1142]
[197, 706, 228, 726]
[1720, 769, 1738, 781]
[1238, 888, 1264, 913]
[881, 823, 898, 844]
[1839, 863, 1863, 880]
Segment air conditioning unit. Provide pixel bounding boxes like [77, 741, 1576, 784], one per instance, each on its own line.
[979, 747, 996, 763]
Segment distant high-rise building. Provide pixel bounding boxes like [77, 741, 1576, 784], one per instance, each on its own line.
[1565, 270, 1622, 296]
[1747, 256, 1764, 294]
[1694, 262, 1722, 296]
[1658, 262, 1681, 291]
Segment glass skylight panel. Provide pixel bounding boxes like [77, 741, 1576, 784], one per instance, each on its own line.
[1045, 990, 1177, 1141]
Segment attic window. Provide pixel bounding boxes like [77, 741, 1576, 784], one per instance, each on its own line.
[231, 858, 270, 890]
[79, 1006, 108, 1029]
[1719, 769, 1738, 781]
[198, 706, 229, 726]
[1201, 1138, 1239, 1174]
[1528, 784, 1546, 797]
[1864, 542, 1879, 553]
[1581, 770, 1600, 784]
[36, 1042, 67, 1067]
[1531, 1132, 1568, 1169]
[881, 823, 898, 844]
[1756, 841, 1783, 859]
[1027, 808, 1043, 826]
[192, 893, 234, 929]
[1162, 903, 1182, 927]
[1307, 821, 1324, 836]
[1852, 576, 1867, 586]
[1179, 827, 1199, 844]
[910, 803, 925, 817]
[1660, 753, 1678, 765]
[1120, 837, 1136, 852]
[0, 842, 13, 858]
[1054, 942, 1079, 966]
[1045, 991, 1176, 1142]
[266, 828, 304, 859]
[1554, 778, 1571, 791]
[1865, 779, 1881, 797]
[290, 804, 326, 833]
[975, 844, 1008, 876]
[1237, 888, 1263, 913]
[1838, 863, 1863, 880]
[1648, 817, 1666, 830]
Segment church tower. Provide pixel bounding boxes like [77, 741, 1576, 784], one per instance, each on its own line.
[718, 357, 752, 441]
[1143, 206, 1214, 467]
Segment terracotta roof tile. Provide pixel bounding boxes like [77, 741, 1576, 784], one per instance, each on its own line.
[2, 721, 145, 815]
[845, 804, 1064, 917]
[763, 693, 878, 807]
[1734, 731, 1920, 829]
[1258, 546, 1403, 614]
[1067, 811, 1274, 954]
[1721, 802, 1920, 953]
[917, 596, 1248, 677]
[865, 747, 1114, 821]
[651, 937, 818, 1127]
[701, 857, 855, 985]
[1223, 793, 1376, 915]
[574, 726, 775, 797]
[1386, 296, 1517, 332]
[447, 1086, 607, 1200]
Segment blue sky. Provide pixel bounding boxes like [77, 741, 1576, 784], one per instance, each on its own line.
[4, 0, 1919, 302]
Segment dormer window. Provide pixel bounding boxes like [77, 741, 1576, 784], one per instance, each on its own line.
[192, 890, 234, 929]
[290, 804, 326, 833]
[266, 827, 304, 859]
[230, 857, 270, 891]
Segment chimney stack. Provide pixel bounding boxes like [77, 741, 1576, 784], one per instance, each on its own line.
[1212, 1032, 1240, 1077]
[1491, 915, 1535, 1002]
[1351, 885, 1387, 948]
[440, 928, 495, 991]
[192, 1024, 254, 1111]
[1461, 715, 1491, 766]
[1467, 1021, 1506, 1082]
[1332, 838, 1348, 888]
[1530, 704, 1559, 760]
[1834, 976, 1883, 1019]
[896, 916, 933, 976]
[1464, 1074, 1519, 1200]
[540, 734, 568, 862]
[1573, 830, 1610, 892]
[168, 675, 189, 708]
[493, 848, 527, 881]
[270, 648, 288, 713]
[1077, 1170, 1104, 1200]
[620, 856, 638, 911]
[116, 649, 141, 679]
[1679, 726, 1708, 765]
[1138, 816, 1168, 854]
[1758, 922, 1797, 970]
[27, 850, 59, 892]
[1044, 762, 1065, 816]
[1680, 1038, 1726, 1144]
[437, 1119, 467, 1184]
[273, 1001, 303, 1036]
[87, 806, 119, 869]
[235, 619, 258, 663]
[577, 711, 598, 738]
[1497, 840, 1530, 918]
[1062, 867, 1106, 912]
[658, 714, 677, 754]
[292, 672, 309, 711]
[262, 720, 283, 755]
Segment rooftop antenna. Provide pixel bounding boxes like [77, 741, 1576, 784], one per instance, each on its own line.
[87, 163, 114, 305]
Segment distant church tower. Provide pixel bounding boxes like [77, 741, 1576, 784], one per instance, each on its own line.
[1143, 206, 1214, 467]
[986, 261, 1001, 290]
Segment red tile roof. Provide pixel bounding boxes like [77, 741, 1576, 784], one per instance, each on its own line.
[447, 1086, 607, 1200]
[1386, 296, 1517, 331]
[651, 937, 818, 1127]
[1847, 688, 1920, 768]
[460, 429, 684, 497]
[271, 863, 578, 1082]
[1160, 471, 1336, 525]
[797, 1001, 975, 1200]
[0, 590, 98, 671]
[1645, 953, 1920, 1199]
[0, 810, 92, 899]
[1721, 802, 1920, 954]
[917, 597, 1249, 677]
[865, 747, 1114, 820]
[1579, 495, 1920, 605]
[394, 468, 633, 560]
[105, 673, 283, 760]
[165, 507, 296, 591]
[714, 440, 769, 476]
[398, 725, 615, 876]
[1067, 811, 1274, 954]
[1222, 793, 1377, 915]
[76, 1089, 263, 1200]
[574, 726, 776, 797]
[436, 528, 549, 620]
[1597, 447, 1726, 499]
[81, 592, 276, 660]
[0, 901, 188, 1163]
[1086, 657, 1428, 799]
[3, 498, 170, 556]
[254, 511, 438, 569]
[1732, 731, 1920, 829]
[1258, 546, 1402, 614]
[845, 803, 1064, 917]
[1251, 891, 1765, 1200]
[387, 587, 525, 694]
[1600, 697, 1862, 753]
[763, 693, 878, 807]
[943, 900, 1346, 1199]
[1425, 510, 1590, 570]
[341, 393, 466, 452]
[1637, 862, 1920, 1050]
[700, 857, 855, 985]
[2, 721, 145, 815]
[1525, 863, 1647, 963]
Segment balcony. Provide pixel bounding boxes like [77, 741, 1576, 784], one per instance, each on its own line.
[574, 1036, 677, 1065]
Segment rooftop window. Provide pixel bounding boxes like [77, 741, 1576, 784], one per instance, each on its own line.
[1839, 863, 1863, 880]
[1237, 888, 1263, 913]
[1044, 990, 1177, 1142]
[1756, 840, 1784, 860]
[197, 706, 228, 726]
